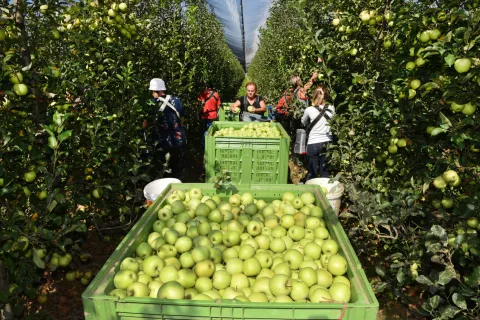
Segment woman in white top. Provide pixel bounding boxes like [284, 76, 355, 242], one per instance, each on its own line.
[301, 85, 335, 181]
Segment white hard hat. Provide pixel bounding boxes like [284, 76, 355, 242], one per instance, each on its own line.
[149, 78, 166, 91]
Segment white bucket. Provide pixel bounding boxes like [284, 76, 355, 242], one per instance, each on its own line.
[306, 178, 344, 215]
[143, 178, 181, 206]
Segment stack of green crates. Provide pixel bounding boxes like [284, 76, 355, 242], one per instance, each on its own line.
[205, 122, 290, 184]
[82, 183, 379, 320]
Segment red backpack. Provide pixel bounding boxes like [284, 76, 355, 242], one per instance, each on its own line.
[276, 89, 294, 115]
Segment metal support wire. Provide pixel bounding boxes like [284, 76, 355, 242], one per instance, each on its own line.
[240, 0, 246, 71]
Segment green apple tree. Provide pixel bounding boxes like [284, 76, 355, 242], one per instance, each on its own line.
[249, 0, 479, 317]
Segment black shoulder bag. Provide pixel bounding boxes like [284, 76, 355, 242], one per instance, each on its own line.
[294, 106, 332, 154]
[306, 106, 332, 137]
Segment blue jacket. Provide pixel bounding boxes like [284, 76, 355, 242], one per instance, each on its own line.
[150, 96, 187, 148]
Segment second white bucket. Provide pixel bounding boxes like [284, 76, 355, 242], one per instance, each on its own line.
[143, 178, 181, 205]
[305, 178, 344, 215]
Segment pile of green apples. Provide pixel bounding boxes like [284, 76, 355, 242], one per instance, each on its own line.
[109, 189, 351, 304]
[65, 269, 93, 286]
[213, 122, 282, 138]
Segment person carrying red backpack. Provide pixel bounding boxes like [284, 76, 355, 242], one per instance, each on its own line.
[275, 87, 295, 133]
[198, 85, 221, 121]
[198, 84, 221, 144]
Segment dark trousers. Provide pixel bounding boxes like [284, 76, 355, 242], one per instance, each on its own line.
[275, 113, 292, 135]
[168, 146, 186, 181]
[153, 145, 186, 181]
[290, 117, 304, 151]
[306, 142, 329, 181]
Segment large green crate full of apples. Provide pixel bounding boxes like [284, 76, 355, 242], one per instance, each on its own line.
[82, 183, 378, 320]
[205, 122, 290, 184]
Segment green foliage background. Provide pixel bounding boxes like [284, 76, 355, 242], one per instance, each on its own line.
[249, 0, 480, 318]
[0, 0, 243, 315]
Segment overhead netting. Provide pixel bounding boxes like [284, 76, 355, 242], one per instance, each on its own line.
[206, 0, 274, 69]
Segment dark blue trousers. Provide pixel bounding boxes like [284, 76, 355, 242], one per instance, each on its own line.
[306, 142, 329, 181]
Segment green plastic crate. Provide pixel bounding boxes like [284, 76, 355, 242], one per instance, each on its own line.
[82, 183, 379, 320]
[218, 103, 240, 122]
[205, 122, 290, 184]
[218, 103, 269, 121]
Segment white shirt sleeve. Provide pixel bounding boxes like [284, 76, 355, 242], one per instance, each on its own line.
[301, 107, 310, 127]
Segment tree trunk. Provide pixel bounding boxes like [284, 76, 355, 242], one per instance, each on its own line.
[375, 0, 391, 100]
[14, 0, 30, 67]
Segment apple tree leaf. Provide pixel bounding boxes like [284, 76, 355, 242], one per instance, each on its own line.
[429, 295, 441, 309]
[42, 126, 55, 138]
[58, 130, 72, 142]
[431, 128, 446, 136]
[48, 200, 57, 212]
[452, 293, 467, 310]
[396, 268, 405, 284]
[416, 275, 434, 286]
[423, 181, 430, 194]
[444, 54, 456, 67]
[21, 62, 32, 71]
[438, 269, 456, 285]
[32, 249, 46, 269]
[439, 112, 452, 127]
[437, 305, 459, 318]
[375, 265, 386, 277]
[431, 225, 447, 239]
[427, 243, 442, 253]
[53, 111, 62, 126]
[464, 267, 480, 288]
[374, 282, 388, 293]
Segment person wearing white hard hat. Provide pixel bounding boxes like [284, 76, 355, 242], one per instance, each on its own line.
[143, 78, 187, 181]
